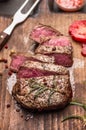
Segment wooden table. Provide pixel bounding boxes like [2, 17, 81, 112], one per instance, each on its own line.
[0, 0, 86, 130]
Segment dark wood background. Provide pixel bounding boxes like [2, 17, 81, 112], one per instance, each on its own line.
[0, 0, 86, 130]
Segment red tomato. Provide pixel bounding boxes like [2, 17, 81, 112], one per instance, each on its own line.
[69, 20, 86, 42]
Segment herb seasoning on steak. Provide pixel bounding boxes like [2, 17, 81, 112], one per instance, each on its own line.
[11, 54, 72, 111]
[12, 75, 72, 111]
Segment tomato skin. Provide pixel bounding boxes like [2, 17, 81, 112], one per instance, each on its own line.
[69, 20, 86, 43]
[70, 34, 86, 43]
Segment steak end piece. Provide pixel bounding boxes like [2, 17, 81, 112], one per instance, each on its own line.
[29, 24, 62, 43]
[10, 55, 28, 72]
[12, 75, 72, 111]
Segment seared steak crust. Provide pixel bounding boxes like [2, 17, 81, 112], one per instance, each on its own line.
[32, 54, 54, 63]
[21, 60, 69, 75]
[12, 75, 72, 110]
[35, 44, 72, 55]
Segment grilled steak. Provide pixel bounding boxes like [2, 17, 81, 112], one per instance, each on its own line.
[11, 55, 72, 111]
[35, 36, 73, 67]
[12, 75, 72, 111]
[30, 24, 62, 43]
[11, 24, 73, 111]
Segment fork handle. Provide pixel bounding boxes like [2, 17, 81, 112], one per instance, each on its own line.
[0, 32, 10, 51]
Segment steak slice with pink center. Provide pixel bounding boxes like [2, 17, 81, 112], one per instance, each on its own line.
[30, 24, 62, 43]
[10, 54, 54, 72]
[35, 36, 73, 67]
[17, 67, 58, 78]
[10, 55, 28, 72]
[18, 60, 68, 78]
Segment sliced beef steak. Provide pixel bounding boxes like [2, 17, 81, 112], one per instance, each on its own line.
[35, 36, 73, 67]
[30, 24, 62, 43]
[10, 54, 54, 72]
[18, 60, 69, 78]
[12, 75, 72, 111]
[10, 54, 68, 76]
[17, 67, 58, 78]
[11, 55, 72, 111]
[11, 24, 73, 111]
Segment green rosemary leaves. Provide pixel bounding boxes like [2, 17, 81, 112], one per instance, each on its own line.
[28, 79, 62, 103]
[62, 115, 86, 128]
[70, 101, 86, 111]
[34, 87, 48, 99]
[62, 115, 86, 122]
[62, 101, 86, 128]
[48, 89, 56, 104]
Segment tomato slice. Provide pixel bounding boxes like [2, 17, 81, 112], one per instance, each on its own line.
[69, 20, 86, 42]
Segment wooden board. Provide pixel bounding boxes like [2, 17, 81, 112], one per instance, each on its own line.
[0, 0, 86, 130]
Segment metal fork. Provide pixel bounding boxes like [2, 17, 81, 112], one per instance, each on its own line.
[0, 0, 40, 51]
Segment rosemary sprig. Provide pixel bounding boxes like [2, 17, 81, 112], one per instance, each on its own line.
[30, 84, 41, 88]
[34, 87, 48, 99]
[53, 76, 57, 87]
[62, 115, 86, 122]
[30, 81, 45, 88]
[48, 89, 56, 105]
[29, 81, 65, 101]
[28, 81, 49, 99]
[28, 86, 40, 94]
[70, 101, 86, 111]
[62, 115, 86, 127]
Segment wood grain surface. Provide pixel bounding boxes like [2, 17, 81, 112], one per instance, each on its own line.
[0, 0, 86, 130]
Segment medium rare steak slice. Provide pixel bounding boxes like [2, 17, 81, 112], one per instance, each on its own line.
[10, 54, 54, 72]
[10, 54, 70, 80]
[29, 24, 62, 43]
[19, 60, 69, 77]
[12, 75, 72, 110]
[35, 36, 73, 67]
[17, 67, 57, 78]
